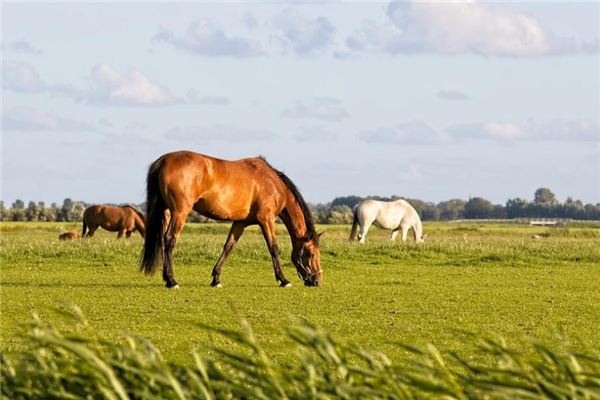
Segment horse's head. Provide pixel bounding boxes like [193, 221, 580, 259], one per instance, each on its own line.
[293, 233, 323, 287]
[416, 233, 427, 243]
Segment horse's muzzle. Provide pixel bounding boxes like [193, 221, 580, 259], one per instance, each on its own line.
[304, 277, 321, 287]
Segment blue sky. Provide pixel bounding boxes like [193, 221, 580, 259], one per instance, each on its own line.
[2, 1, 599, 206]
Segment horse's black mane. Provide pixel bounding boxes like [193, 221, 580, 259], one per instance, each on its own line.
[259, 157, 318, 243]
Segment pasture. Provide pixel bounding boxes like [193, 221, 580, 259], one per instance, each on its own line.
[1, 221, 599, 368]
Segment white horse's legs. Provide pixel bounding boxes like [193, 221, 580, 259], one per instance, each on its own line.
[401, 224, 410, 241]
[358, 222, 370, 244]
[391, 230, 399, 241]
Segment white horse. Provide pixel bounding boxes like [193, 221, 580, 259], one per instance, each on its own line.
[349, 199, 425, 243]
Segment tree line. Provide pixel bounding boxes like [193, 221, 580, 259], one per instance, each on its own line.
[1, 188, 598, 223]
[310, 188, 600, 224]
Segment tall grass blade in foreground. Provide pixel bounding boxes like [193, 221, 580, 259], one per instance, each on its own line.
[2, 310, 600, 399]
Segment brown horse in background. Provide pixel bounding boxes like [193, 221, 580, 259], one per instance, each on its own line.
[140, 151, 323, 288]
[82, 205, 146, 238]
[59, 231, 81, 240]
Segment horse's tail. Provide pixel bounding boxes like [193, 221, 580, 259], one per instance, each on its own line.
[81, 220, 88, 237]
[349, 206, 359, 241]
[140, 157, 167, 275]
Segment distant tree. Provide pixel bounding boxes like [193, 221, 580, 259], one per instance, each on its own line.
[12, 199, 25, 209]
[10, 199, 26, 221]
[0, 201, 4, 221]
[438, 199, 465, 220]
[491, 204, 507, 219]
[25, 201, 39, 221]
[505, 198, 529, 218]
[325, 205, 354, 224]
[534, 188, 557, 206]
[309, 203, 331, 224]
[71, 202, 87, 221]
[421, 202, 440, 221]
[584, 203, 600, 220]
[330, 196, 363, 209]
[59, 198, 73, 221]
[39, 202, 57, 222]
[464, 197, 493, 219]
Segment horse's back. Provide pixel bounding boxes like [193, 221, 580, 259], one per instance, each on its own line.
[84, 204, 128, 231]
[357, 199, 419, 230]
[158, 151, 286, 221]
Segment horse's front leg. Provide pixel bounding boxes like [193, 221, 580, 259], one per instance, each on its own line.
[210, 222, 246, 287]
[259, 218, 290, 287]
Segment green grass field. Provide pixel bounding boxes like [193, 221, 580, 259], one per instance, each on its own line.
[1, 221, 599, 367]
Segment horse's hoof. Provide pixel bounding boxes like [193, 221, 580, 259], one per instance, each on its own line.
[172, 284, 180, 289]
[280, 282, 292, 288]
[212, 283, 223, 288]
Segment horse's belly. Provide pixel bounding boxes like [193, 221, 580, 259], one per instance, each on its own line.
[101, 221, 120, 231]
[372, 219, 398, 230]
[194, 198, 251, 221]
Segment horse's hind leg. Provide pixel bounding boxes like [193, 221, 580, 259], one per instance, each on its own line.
[86, 225, 98, 238]
[258, 217, 290, 287]
[210, 222, 246, 287]
[126, 231, 132, 239]
[117, 229, 125, 239]
[358, 222, 370, 244]
[162, 208, 189, 288]
[391, 230, 399, 241]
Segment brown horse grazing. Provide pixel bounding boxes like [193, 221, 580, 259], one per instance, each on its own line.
[82, 205, 146, 239]
[59, 231, 81, 240]
[140, 151, 323, 289]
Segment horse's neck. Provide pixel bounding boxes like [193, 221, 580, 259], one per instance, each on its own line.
[280, 201, 308, 249]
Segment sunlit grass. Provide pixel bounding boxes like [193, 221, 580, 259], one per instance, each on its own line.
[1, 221, 599, 368]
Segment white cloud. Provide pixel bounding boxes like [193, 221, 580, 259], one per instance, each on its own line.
[447, 118, 599, 142]
[3, 62, 225, 108]
[153, 21, 263, 57]
[358, 120, 445, 145]
[483, 122, 523, 140]
[87, 64, 177, 106]
[165, 125, 275, 142]
[2, 62, 45, 93]
[282, 97, 348, 121]
[272, 9, 335, 55]
[347, 1, 597, 57]
[186, 90, 230, 105]
[241, 13, 259, 30]
[294, 125, 338, 142]
[4, 39, 42, 55]
[526, 118, 599, 142]
[2, 106, 96, 132]
[437, 90, 469, 101]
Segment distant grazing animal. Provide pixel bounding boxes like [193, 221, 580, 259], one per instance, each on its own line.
[140, 151, 323, 289]
[349, 199, 425, 244]
[59, 231, 81, 240]
[82, 205, 145, 239]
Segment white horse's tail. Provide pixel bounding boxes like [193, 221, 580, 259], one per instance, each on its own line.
[349, 207, 359, 241]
